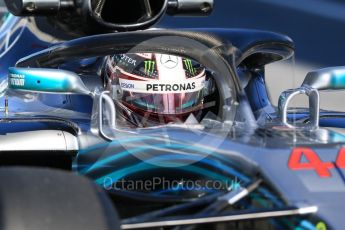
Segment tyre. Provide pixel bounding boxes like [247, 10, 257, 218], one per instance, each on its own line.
[0, 167, 120, 230]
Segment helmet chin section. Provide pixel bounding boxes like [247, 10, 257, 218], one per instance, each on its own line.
[118, 102, 203, 127]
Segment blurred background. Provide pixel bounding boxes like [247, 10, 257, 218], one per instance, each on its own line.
[0, 0, 344, 110]
[159, 0, 345, 111]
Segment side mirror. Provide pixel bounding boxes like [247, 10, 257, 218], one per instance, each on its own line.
[302, 67, 345, 90]
[8, 67, 91, 95]
[8, 67, 116, 141]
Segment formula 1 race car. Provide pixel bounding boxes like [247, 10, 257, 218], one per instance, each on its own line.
[0, 0, 344, 230]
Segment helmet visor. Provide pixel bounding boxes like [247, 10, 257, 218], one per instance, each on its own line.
[121, 90, 204, 115]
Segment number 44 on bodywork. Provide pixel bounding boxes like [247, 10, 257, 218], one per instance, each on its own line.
[288, 147, 345, 178]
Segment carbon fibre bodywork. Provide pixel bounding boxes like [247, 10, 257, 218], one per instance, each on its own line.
[1, 14, 345, 230]
[72, 125, 345, 228]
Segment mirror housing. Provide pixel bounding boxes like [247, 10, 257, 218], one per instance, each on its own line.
[302, 66, 345, 90]
[8, 67, 91, 95]
[8, 67, 116, 141]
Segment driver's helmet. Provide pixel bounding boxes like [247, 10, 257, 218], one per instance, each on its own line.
[104, 53, 208, 127]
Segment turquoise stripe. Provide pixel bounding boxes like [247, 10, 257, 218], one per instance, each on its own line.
[83, 143, 215, 173]
[298, 220, 316, 230]
[96, 162, 232, 187]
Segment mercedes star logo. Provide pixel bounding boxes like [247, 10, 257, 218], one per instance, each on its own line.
[160, 55, 178, 69]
